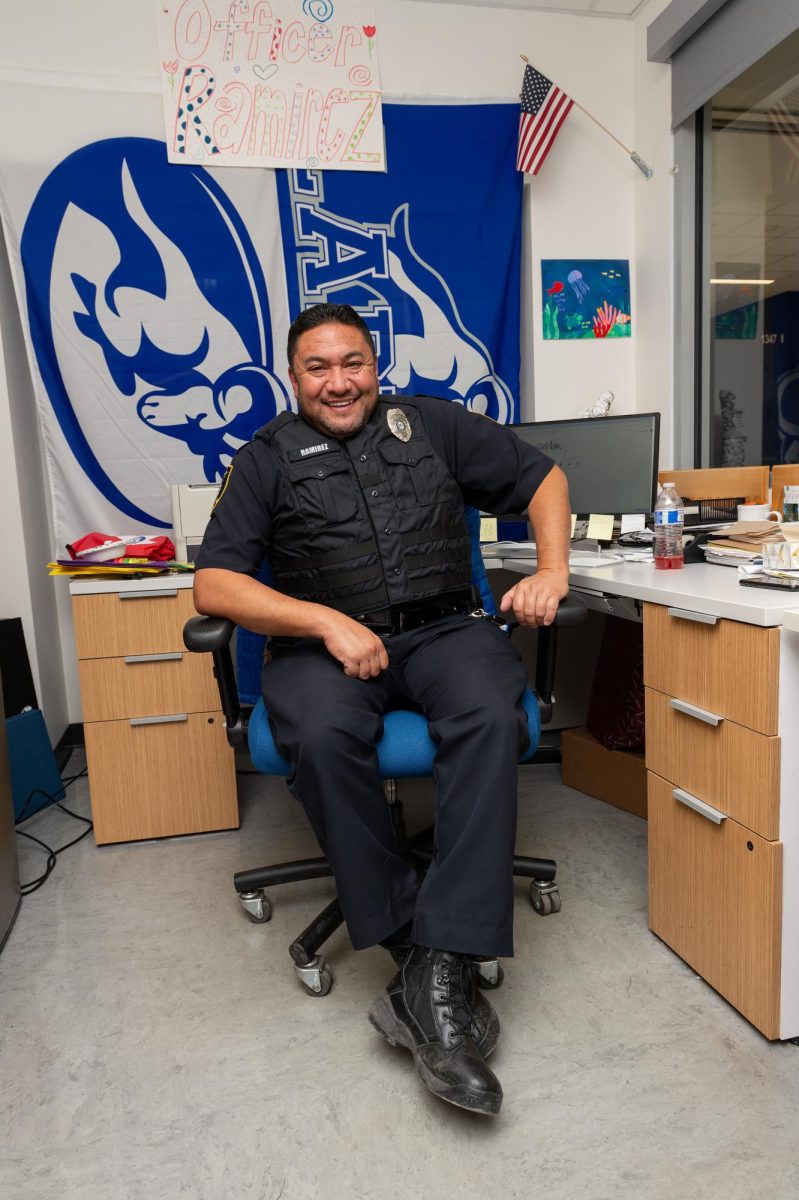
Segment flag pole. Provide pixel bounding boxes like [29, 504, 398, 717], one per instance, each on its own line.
[520, 55, 653, 179]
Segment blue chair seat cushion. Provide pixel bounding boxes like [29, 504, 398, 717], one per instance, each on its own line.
[248, 686, 541, 779]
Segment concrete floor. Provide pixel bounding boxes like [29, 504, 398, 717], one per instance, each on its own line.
[2, 756, 799, 1200]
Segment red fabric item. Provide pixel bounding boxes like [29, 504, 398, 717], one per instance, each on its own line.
[65, 532, 119, 560]
[123, 536, 175, 561]
[65, 533, 175, 561]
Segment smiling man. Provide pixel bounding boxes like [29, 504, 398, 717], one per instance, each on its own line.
[193, 302, 570, 1115]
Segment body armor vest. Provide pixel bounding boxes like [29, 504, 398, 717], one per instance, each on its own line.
[257, 398, 473, 616]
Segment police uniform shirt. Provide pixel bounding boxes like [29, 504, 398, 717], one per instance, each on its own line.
[196, 395, 554, 578]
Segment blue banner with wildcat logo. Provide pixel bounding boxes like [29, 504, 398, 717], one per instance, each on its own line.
[0, 99, 521, 550]
[277, 103, 521, 423]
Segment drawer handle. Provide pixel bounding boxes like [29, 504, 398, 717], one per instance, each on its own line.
[669, 698, 724, 727]
[130, 714, 188, 726]
[673, 787, 726, 825]
[119, 590, 179, 600]
[124, 652, 184, 664]
[667, 607, 718, 626]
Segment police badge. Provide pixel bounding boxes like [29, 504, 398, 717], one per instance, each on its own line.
[387, 408, 412, 442]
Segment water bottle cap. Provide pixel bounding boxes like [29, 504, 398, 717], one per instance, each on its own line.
[662, 482, 675, 488]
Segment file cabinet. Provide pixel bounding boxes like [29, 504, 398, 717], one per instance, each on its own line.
[643, 602, 784, 1038]
[71, 579, 237, 844]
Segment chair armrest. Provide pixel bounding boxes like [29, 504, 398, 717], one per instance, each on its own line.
[552, 592, 587, 627]
[183, 615, 248, 749]
[183, 615, 235, 653]
[506, 591, 587, 725]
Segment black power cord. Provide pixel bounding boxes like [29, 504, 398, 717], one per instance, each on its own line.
[15, 767, 93, 895]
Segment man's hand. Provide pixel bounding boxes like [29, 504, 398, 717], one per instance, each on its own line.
[499, 567, 569, 628]
[321, 612, 390, 679]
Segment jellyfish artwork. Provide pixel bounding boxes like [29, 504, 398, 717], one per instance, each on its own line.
[567, 269, 590, 303]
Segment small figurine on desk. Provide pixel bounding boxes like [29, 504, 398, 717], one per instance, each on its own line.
[579, 391, 614, 419]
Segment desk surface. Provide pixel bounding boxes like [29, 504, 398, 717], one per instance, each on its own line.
[69, 574, 195, 597]
[500, 557, 799, 627]
[67, 561, 799, 627]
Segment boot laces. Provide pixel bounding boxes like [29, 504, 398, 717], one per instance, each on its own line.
[436, 960, 476, 1040]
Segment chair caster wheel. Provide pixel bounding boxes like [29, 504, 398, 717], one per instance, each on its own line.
[473, 958, 504, 989]
[238, 889, 272, 923]
[530, 880, 561, 916]
[294, 956, 333, 996]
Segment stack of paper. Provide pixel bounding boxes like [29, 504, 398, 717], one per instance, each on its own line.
[702, 520, 782, 567]
[47, 560, 193, 578]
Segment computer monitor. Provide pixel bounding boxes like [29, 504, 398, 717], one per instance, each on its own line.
[509, 412, 661, 515]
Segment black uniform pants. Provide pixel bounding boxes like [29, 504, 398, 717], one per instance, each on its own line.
[261, 614, 531, 958]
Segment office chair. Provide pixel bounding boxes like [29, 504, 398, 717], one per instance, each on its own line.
[184, 510, 586, 996]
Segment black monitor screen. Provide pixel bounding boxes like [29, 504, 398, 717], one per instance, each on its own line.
[510, 412, 660, 515]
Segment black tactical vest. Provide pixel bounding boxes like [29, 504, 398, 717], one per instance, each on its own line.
[257, 398, 473, 616]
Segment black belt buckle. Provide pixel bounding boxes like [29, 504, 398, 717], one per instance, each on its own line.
[356, 593, 474, 635]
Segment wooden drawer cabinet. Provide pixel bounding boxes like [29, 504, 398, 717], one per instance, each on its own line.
[78, 651, 219, 722]
[644, 687, 780, 840]
[84, 712, 235, 843]
[643, 602, 779, 735]
[71, 582, 237, 845]
[643, 602, 786, 1038]
[72, 588, 201, 658]
[648, 773, 782, 1040]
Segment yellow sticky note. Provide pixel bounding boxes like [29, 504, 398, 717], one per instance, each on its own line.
[587, 513, 614, 541]
[480, 516, 498, 542]
[570, 513, 577, 537]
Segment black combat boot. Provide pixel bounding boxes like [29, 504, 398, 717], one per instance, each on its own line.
[381, 936, 500, 1058]
[368, 946, 503, 1115]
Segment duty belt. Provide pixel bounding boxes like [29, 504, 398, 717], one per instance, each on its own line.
[355, 591, 477, 635]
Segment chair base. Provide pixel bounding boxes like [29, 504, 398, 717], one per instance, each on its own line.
[234, 816, 559, 995]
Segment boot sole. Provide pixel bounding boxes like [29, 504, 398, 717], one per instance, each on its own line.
[368, 994, 502, 1116]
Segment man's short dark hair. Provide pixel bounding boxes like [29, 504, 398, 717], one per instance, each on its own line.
[287, 303, 375, 366]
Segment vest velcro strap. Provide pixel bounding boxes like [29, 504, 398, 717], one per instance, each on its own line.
[283, 564, 384, 595]
[408, 569, 472, 596]
[400, 523, 467, 547]
[404, 548, 456, 569]
[272, 539, 378, 571]
[330, 583, 390, 613]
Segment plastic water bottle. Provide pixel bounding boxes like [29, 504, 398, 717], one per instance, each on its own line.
[654, 482, 685, 570]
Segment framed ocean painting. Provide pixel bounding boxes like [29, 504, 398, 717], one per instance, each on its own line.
[541, 259, 631, 340]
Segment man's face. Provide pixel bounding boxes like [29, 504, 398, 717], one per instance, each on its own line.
[289, 322, 379, 439]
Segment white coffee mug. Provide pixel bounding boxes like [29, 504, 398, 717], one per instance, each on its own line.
[736, 503, 781, 522]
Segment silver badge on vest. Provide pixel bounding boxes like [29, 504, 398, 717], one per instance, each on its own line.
[387, 408, 412, 442]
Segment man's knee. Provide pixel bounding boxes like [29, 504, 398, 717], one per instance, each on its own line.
[279, 710, 383, 769]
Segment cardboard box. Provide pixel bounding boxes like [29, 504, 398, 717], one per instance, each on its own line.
[561, 726, 647, 819]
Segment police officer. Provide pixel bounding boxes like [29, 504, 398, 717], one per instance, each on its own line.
[194, 303, 570, 1116]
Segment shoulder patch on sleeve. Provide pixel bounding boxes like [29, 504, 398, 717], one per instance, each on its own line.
[212, 464, 233, 510]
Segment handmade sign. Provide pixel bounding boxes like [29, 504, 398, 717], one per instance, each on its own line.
[157, 0, 384, 171]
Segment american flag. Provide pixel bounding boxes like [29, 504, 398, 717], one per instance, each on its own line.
[517, 64, 573, 176]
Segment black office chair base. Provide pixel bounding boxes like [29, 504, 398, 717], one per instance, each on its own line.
[234, 816, 560, 994]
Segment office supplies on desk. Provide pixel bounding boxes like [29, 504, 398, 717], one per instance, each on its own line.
[620, 513, 647, 534]
[569, 550, 623, 567]
[586, 514, 615, 542]
[740, 574, 799, 591]
[482, 542, 622, 567]
[762, 542, 799, 571]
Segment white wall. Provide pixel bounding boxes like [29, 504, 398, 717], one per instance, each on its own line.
[633, 0, 676, 466]
[0, 0, 675, 728]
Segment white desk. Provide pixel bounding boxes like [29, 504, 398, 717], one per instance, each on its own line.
[503, 555, 799, 626]
[500, 555, 799, 1041]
